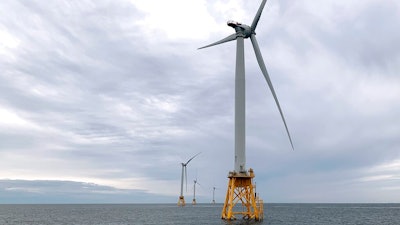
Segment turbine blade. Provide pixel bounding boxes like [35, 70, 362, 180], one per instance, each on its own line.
[250, 34, 294, 150]
[185, 152, 201, 165]
[198, 33, 237, 49]
[251, 0, 268, 32]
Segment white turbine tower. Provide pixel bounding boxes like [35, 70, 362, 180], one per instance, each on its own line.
[199, 0, 293, 220]
[177, 152, 200, 206]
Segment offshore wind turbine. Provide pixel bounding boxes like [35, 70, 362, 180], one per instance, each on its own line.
[177, 152, 200, 206]
[191, 178, 201, 205]
[212, 186, 217, 204]
[199, 0, 292, 220]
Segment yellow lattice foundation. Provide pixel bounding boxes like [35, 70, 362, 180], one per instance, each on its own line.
[221, 168, 264, 221]
[177, 196, 185, 206]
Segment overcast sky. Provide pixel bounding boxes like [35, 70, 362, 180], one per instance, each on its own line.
[1, 0, 399, 204]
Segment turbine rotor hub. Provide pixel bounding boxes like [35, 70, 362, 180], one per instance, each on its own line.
[227, 20, 252, 38]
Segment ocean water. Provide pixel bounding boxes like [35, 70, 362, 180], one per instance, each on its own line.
[0, 203, 399, 225]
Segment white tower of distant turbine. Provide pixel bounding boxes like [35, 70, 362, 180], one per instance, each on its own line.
[199, 0, 293, 221]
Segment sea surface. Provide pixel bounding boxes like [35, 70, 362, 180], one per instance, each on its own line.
[0, 203, 399, 225]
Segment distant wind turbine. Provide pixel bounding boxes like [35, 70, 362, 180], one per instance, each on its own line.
[192, 178, 201, 205]
[177, 152, 200, 206]
[212, 186, 217, 204]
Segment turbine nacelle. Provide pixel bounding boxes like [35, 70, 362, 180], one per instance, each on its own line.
[227, 20, 253, 38]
